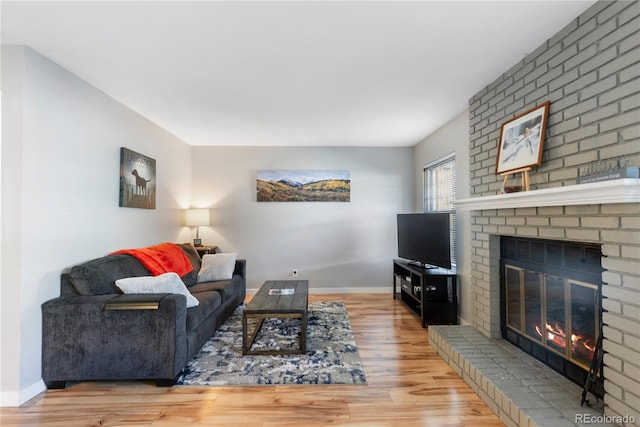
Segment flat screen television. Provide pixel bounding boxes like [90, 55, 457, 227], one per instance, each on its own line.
[397, 212, 451, 269]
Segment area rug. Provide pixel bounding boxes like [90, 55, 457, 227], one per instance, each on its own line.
[177, 301, 367, 386]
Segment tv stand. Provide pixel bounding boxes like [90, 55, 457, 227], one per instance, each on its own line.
[393, 259, 457, 328]
[406, 260, 436, 269]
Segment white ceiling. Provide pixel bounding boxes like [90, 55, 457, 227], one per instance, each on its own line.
[1, 1, 595, 147]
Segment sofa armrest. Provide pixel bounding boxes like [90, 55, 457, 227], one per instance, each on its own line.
[60, 272, 77, 296]
[42, 293, 188, 386]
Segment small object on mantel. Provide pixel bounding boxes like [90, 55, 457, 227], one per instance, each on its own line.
[577, 166, 639, 184]
[500, 186, 523, 194]
[499, 167, 531, 193]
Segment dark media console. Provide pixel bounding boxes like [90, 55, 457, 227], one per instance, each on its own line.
[393, 259, 457, 328]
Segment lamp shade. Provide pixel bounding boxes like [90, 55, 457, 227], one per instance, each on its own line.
[185, 209, 210, 227]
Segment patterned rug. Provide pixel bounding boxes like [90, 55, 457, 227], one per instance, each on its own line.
[177, 301, 367, 386]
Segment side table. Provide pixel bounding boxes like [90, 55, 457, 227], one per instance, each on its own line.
[195, 245, 219, 257]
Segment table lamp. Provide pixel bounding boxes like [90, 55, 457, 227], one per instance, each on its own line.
[185, 208, 210, 246]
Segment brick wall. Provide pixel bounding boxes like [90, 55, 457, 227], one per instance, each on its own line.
[469, 0, 639, 194]
[466, 1, 639, 423]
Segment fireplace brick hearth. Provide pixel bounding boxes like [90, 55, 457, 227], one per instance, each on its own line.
[434, 1, 640, 425]
[429, 325, 613, 427]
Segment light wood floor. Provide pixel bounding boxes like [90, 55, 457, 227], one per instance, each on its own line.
[1, 294, 504, 426]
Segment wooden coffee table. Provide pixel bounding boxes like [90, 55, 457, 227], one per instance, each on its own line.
[242, 280, 309, 355]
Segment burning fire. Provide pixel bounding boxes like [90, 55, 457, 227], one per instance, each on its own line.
[535, 323, 596, 357]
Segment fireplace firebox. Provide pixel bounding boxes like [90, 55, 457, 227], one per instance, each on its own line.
[500, 237, 604, 397]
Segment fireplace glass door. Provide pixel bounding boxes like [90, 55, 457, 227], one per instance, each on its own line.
[501, 237, 603, 392]
[504, 264, 599, 370]
[570, 281, 599, 367]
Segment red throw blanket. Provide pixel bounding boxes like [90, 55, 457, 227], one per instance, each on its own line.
[111, 243, 193, 277]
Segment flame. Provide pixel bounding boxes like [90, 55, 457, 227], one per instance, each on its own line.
[534, 322, 596, 356]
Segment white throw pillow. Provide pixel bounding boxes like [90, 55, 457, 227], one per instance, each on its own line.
[115, 272, 199, 308]
[197, 252, 237, 283]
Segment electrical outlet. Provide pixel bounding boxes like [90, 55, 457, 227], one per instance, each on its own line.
[292, 269, 298, 277]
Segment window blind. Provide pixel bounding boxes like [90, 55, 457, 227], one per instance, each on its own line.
[424, 154, 456, 265]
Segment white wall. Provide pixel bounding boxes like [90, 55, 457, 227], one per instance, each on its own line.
[0, 46, 193, 406]
[191, 146, 414, 292]
[412, 111, 471, 324]
[0, 45, 417, 407]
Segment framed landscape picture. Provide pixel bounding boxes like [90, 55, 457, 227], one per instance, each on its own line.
[495, 101, 550, 175]
[257, 170, 350, 202]
[119, 147, 156, 209]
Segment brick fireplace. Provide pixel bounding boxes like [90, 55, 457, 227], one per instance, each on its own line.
[453, 180, 639, 425]
[439, 1, 640, 424]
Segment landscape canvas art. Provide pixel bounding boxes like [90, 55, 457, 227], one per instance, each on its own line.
[257, 170, 350, 202]
[119, 147, 156, 209]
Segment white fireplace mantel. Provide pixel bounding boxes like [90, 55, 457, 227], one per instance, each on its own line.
[456, 178, 640, 210]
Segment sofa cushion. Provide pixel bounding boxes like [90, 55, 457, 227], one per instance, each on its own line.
[115, 272, 199, 308]
[197, 252, 237, 282]
[186, 291, 222, 332]
[178, 243, 202, 287]
[189, 275, 244, 303]
[69, 254, 150, 295]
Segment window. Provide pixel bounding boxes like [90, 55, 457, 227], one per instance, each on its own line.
[423, 153, 456, 265]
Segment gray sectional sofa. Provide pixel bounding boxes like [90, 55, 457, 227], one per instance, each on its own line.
[41, 243, 246, 388]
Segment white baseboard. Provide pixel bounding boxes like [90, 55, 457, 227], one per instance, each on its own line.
[0, 379, 45, 407]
